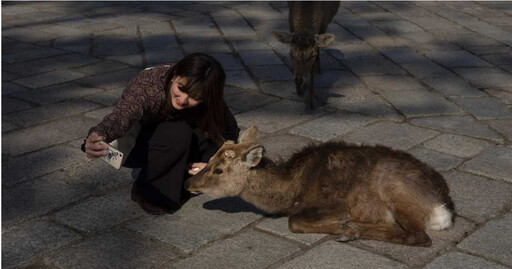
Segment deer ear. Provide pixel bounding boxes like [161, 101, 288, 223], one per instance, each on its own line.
[315, 34, 335, 48]
[238, 126, 259, 145]
[273, 31, 292, 44]
[242, 145, 264, 168]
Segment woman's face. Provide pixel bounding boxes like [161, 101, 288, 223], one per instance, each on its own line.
[170, 76, 201, 110]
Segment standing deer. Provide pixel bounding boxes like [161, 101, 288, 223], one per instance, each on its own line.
[185, 127, 454, 247]
[273, 1, 340, 110]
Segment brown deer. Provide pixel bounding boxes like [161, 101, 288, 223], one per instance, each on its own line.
[185, 127, 454, 247]
[273, 1, 340, 111]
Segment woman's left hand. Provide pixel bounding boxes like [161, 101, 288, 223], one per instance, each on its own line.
[188, 162, 207, 175]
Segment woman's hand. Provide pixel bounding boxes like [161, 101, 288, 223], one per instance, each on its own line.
[85, 132, 108, 158]
[188, 162, 207, 175]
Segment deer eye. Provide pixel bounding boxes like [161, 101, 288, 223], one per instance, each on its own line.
[213, 169, 223, 175]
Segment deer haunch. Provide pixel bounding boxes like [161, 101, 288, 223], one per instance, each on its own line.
[185, 127, 454, 247]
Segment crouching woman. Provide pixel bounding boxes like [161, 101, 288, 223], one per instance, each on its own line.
[82, 53, 240, 214]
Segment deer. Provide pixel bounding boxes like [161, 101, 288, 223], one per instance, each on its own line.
[185, 126, 454, 247]
[273, 1, 341, 111]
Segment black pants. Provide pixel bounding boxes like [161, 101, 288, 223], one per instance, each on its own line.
[123, 120, 218, 210]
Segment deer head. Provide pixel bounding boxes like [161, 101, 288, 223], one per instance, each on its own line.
[184, 126, 264, 199]
[273, 31, 334, 96]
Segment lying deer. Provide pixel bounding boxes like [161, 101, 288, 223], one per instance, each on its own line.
[273, 1, 340, 110]
[185, 127, 454, 247]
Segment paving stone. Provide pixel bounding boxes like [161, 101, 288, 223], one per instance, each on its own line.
[328, 43, 380, 61]
[484, 88, 512, 105]
[290, 112, 379, 142]
[2, 220, 81, 269]
[401, 61, 455, 79]
[424, 50, 493, 68]
[237, 3, 284, 21]
[225, 70, 258, 90]
[3, 43, 67, 64]
[78, 68, 140, 90]
[83, 88, 123, 106]
[84, 106, 114, 120]
[411, 116, 504, 143]
[53, 187, 144, 232]
[443, 171, 512, 222]
[48, 230, 176, 269]
[2, 145, 86, 187]
[210, 53, 245, 71]
[458, 213, 512, 267]
[428, 216, 476, 243]
[329, 93, 403, 122]
[173, 15, 216, 33]
[2, 172, 95, 229]
[13, 53, 99, 76]
[2, 116, 99, 157]
[341, 122, 439, 150]
[2, 118, 18, 133]
[460, 146, 512, 183]
[5, 99, 102, 128]
[54, 35, 91, 55]
[60, 158, 133, 191]
[129, 195, 262, 253]
[450, 96, 512, 120]
[177, 30, 224, 44]
[361, 75, 428, 93]
[2, 96, 34, 114]
[453, 67, 512, 88]
[145, 46, 183, 65]
[423, 77, 486, 97]
[425, 251, 509, 269]
[171, 229, 300, 269]
[235, 100, 328, 133]
[249, 65, 294, 81]
[140, 24, 178, 48]
[424, 133, 492, 158]
[214, 15, 258, 38]
[259, 133, 314, 160]
[256, 217, 327, 246]
[225, 92, 279, 111]
[381, 90, 463, 117]
[2, 27, 61, 43]
[231, 38, 272, 51]
[72, 61, 129, 76]
[182, 41, 232, 54]
[408, 147, 463, 171]
[280, 241, 407, 269]
[465, 45, 512, 56]
[94, 41, 140, 57]
[260, 81, 303, 101]
[239, 50, 284, 66]
[12, 83, 103, 105]
[485, 119, 512, 141]
[14, 69, 88, 89]
[380, 47, 429, 64]
[343, 57, 407, 76]
[315, 70, 360, 88]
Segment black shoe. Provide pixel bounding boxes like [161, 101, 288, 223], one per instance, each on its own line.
[131, 183, 171, 215]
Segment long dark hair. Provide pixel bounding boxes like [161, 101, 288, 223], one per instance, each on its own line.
[168, 53, 226, 146]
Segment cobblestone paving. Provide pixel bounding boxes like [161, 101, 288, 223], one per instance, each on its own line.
[2, 1, 512, 268]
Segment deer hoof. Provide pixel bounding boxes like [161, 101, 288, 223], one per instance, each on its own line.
[337, 223, 360, 242]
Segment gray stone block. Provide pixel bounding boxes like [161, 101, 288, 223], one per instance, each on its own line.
[450, 96, 512, 120]
[129, 195, 262, 253]
[279, 241, 407, 269]
[225, 70, 258, 90]
[54, 35, 91, 55]
[458, 213, 512, 267]
[249, 65, 293, 81]
[328, 43, 380, 60]
[14, 69, 87, 89]
[425, 50, 492, 68]
[423, 133, 492, 158]
[256, 217, 327, 246]
[381, 90, 463, 117]
[460, 146, 512, 183]
[408, 147, 463, 172]
[5, 99, 102, 128]
[2, 145, 85, 186]
[290, 112, 379, 142]
[231, 38, 272, 51]
[361, 75, 428, 93]
[411, 116, 504, 143]
[344, 57, 407, 75]
[423, 77, 486, 97]
[259, 133, 313, 160]
[342, 122, 439, 151]
[225, 92, 279, 111]
[2, 172, 95, 229]
[94, 42, 140, 57]
[84, 106, 114, 120]
[2, 118, 18, 133]
[60, 158, 133, 191]
[48, 230, 177, 269]
[2, 220, 81, 269]
[443, 171, 512, 222]
[328, 94, 403, 122]
[401, 61, 455, 79]
[235, 100, 328, 133]
[173, 15, 216, 33]
[453, 67, 512, 88]
[183, 41, 232, 54]
[3, 43, 67, 63]
[377, 20, 424, 34]
[53, 187, 144, 232]
[239, 50, 284, 66]
[177, 30, 223, 44]
[485, 119, 512, 141]
[2, 26, 60, 43]
[2, 116, 99, 157]
[484, 88, 512, 105]
[140, 27, 178, 49]
[210, 53, 245, 71]
[2, 96, 34, 114]
[84, 88, 123, 106]
[11, 83, 103, 105]
[260, 81, 303, 101]
[315, 70, 360, 88]
[106, 54, 144, 67]
[145, 46, 183, 65]
[172, 229, 300, 269]
[425, 252, 508, 269]
[214, 15, 258, 38]
[78, 68, 140, 90]
[380, 47, 429, 64]
[72, 61, 130, 76]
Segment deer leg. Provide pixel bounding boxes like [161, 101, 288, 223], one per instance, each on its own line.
[288, 207, 350, 235]
[304, 69, 315, 111]
[316, 48, 322, 74]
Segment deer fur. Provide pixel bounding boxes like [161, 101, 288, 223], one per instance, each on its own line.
[273, 1, 340, 110]
[185, 127, 454, 247]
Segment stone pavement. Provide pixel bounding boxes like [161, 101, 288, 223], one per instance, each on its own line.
[2, 1, 512, 268]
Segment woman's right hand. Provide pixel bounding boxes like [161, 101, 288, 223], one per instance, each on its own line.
[85, 132, 108, 158]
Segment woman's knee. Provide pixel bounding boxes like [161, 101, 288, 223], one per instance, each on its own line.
[148, 121, 193, 152]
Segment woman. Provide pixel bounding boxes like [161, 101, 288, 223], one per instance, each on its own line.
[82, 53, 240, 215]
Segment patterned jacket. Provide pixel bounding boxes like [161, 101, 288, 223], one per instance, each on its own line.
[88, 64, 240, 143]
